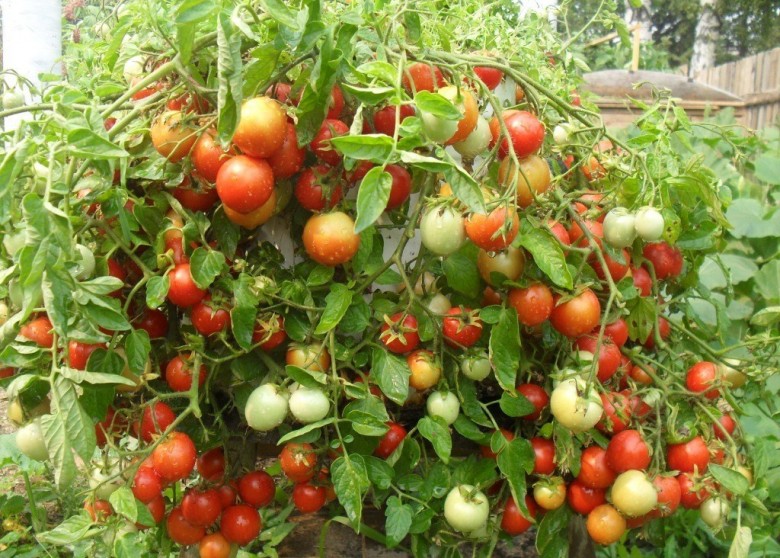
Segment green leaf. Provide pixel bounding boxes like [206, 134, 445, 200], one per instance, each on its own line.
[708, 463, 749, 496]
[728, 526, 752, 558]
[413, 91, 461, 120]
[176, 0, 215, 23]
[441, 155, 486, 213]
[453, 415, 488, 443]
[443, 244, 481, 299]
[499, 391, 535, 417]
[417, 417, 452, 463]
[285, 365, 327, 389]
[726, 198, 780, 239]
[145, 275, 169, 309]
[42, 268, 73, 340]
[258, 0, 300, 28]
[277, 418, 335, 444]
[355, 167, 393, 234]
[190, 248, 227, 289]
[370, 349, 410, 405]
[365, 456, 395, 490]
[67, 129, 129, 159]
[331, 455, 370, 528]
[329, 135, 394, 161]
[385, 496, 413, 547]
[356, 61, 397, 84]
[518, 221, 573, 289]
[403, 11, 422, 42]
[497, 437, 535, 514]
[754, 155, 780, 185]
[536, 505, 571, 558]
[314, 283, 353, 334]
[306, 265, 334, 287]
[36, 514, 101, 546]
[750, 306, 780, 327]
[109, 487, 137, 523]
[340, 84, 395, 105]
[212, 207, 240, 259]
[344, 397, 390, 437]
[216, 10, 244, 143]
[755, 260, 780, 305]
[124, 329, 150, 376]
[489, 308, 520, 391]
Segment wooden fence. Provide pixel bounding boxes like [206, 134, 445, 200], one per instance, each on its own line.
[691, 48, 780, 129]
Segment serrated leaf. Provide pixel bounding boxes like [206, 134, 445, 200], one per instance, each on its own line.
[331, 455, 370, 528]
[499, 391, 535, 417]
[329, 134, 394, 161]
[385, 496, 413, 547]
[145, 275, 169, 309]
[36, 514, 101, 546]
[413, 91, 461, 120]
[285, 365, 327, 389]
[124, 329, 150, 376]
[518, 222, 572, 289]
[489, 308, 519, 391]
[190, 248, 227, 289]
[109, 486, 137, 523]
[417, 417, 452, 463]
[728, 526, 752, 558]
[709, 463, 749, 496]
[315, 284, 353, 334]
[216, 10, 244, 142]
[370, 348, 410, 405]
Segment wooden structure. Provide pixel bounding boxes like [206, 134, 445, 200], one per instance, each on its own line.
[582, 69, 746, 128]
[691, 47, 780, 130]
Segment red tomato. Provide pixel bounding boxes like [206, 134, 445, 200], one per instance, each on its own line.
[586, 504, 626, 545]
[385, 165, 412, 210]
[380, 312, 420, 354]
[629, 363, 654, 386]
[0, 367, 14, 379]
[686, 361, 719, 399]
[531, 437, 556, 475]
[268, 122, 305, 179]
[473, 66, 504, 90]
[266, 83, 293, 104]
[217, 484, 238, 508]
[20, 316, 54, 348]
[373, 105, 415, 136]
[292, 482, 327, 514]
[220, 505, 261, 545]
[191, 130, 234, 183]
[567, 480, 606, 515]
[311, 119, 349, 166]
[465, 204, 520, 251]
[67, 340, 105, 370]
[133, 308, 167, 339]
[442, 307, 483, 349]
[167, 506, 206, 545]
[714, 414, 736, 440]
[480, 428, 515, 459]
[145, 495, 166, 525]
[167, 92, 209, 113]
[643, 242, 683, 280]
[295, 165, 343, 212]
[568, 218, 602, 245]
[605, 430, 650, 473]
[667, 436, 709, 473]
[182, 488, 222, 527]
[642, 316, 671, 349]
[191, 296, 230, 336]
[132, 467, 163, 504]
[578, 446, 616, 489]
[199, 533, 232, 558]
[574, 336, 621, 382]
[326, 85, 345, 119]
[346, 160, 375, 184]
[500, 495, 537, 536]
[280, 442, 317, 483]
[507, 283, 554, 327]
[374, 422, 407, 459]
[137, 402, 176, 443]
[197, 447, 225, 482]
[631, 266, 653, 296]
[302, 211, 361, 267]
[216, 155, 274, 214]
[595, 318, 629, 348]
[167, 263, 206, 307]
[165, 353, 208, 392]
[152, 431, 197, 482]
[84, 499, 113, 522]
[238, 470, 275, 508]
[548, 220, 571, 246]
[107, 258, 127, 297]
[596, 391, 631, 435]
[173, 175, 220, 212]
[232, 96, 287, 158]
[677, 473, 712, 509]
[252, 314, 287, 351]
[516, 384, 549, 421]
[550, 289, 601, 338]
[402, 62, 446, 92]
[493, 110, 545, 158]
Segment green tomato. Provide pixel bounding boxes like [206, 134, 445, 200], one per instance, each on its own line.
[700, 497, 729, 529]
[603, 207, 636, 248]
[443, 485, 490, 534]
[634, 207, 665, 241]
[610, 470, 658, 517]
[550, 378, 602, 432]
[288, 384, 330, 424]
[1, 90, 24, 110]
[3, 231, 25, 257]
[420, 206, 466, 256]
[89, 465, 123, 500]
[461, 352, 491, 381]
[245, 384, 289, 431]
[426, 391, 460, 425]
[15, 420, 48, 461]
[453, 117, 491, 159]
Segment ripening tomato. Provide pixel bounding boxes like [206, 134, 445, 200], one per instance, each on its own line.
[567, 480, 606, 515]
[232, 96, 287, 158]
[84, 499, 114, 522]
[465, 204, 520, 251]
[280, 442, 317, 483]
[197, 447, 225, 482]
[302, 211, 361, 267]
[686, 361, 719, 399]
[150, 110, 197, 163]
[578, 446, 616, 489]
[574, 336, 621, 382]
[182, 488, 222, 527]
[492, 110, 545, 158]
[373, 104, 415, 136]
[402, 62, 445, 92]
[152, 431, 197, 482]
[500, 495, 537, 536]
[586, 504, 626, 545]
[137, 401, 176, 443]
[292, 482, 327, 514]
[629, 363, 654, 385]
[132, 467, 163, 504]
[548, 220, 572, 246]
[311, 119, 349, 166]
[384, 165, 412, 210]
[165, 353, 207, 392]
[477, 246, 525, 286]
[67, 340, 105, 370]
[407, 349, 442, 390]
[238, 471, 275, 508]
[667, 436, 709, 473]
[191, 296, 230, 336]
[20, 316, 54, 348]
[375, 422, 407, 459]
[295, 165, 343, 212]
[173, 175, 220, 212]
[252, 314, 287, 351]
[531, 437, 556, 475]
[596, 391, 631, 434]
[507, 283, 554, 327]
[224, 189, 276, 229]
[199, 533, 232, 558]
[167, 506, 206, 545]
[516, 384, 549, 421]
[191, 129, 234, 183]
[606, 430, 650, 473]
[286, 343, 330, 372]
[220, 504, 261, 546]
[643, 242, 683, 280]
[216, 155, 275, 214]
[533, 479, 566, 510]
[652, 475, 682, 517]
[473, 65, 504, 90]
[442, 307, 483, 348]
[498, 155, 552, 208]
[677, 472, 712, 509]
[380, 313, 420, 354]
[550, 289, 601, 338]
[267, 122, 305, 179]
[167, 92, 209, 113]
[167, 263, 206, 307]
[568, 218, 602, 245]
